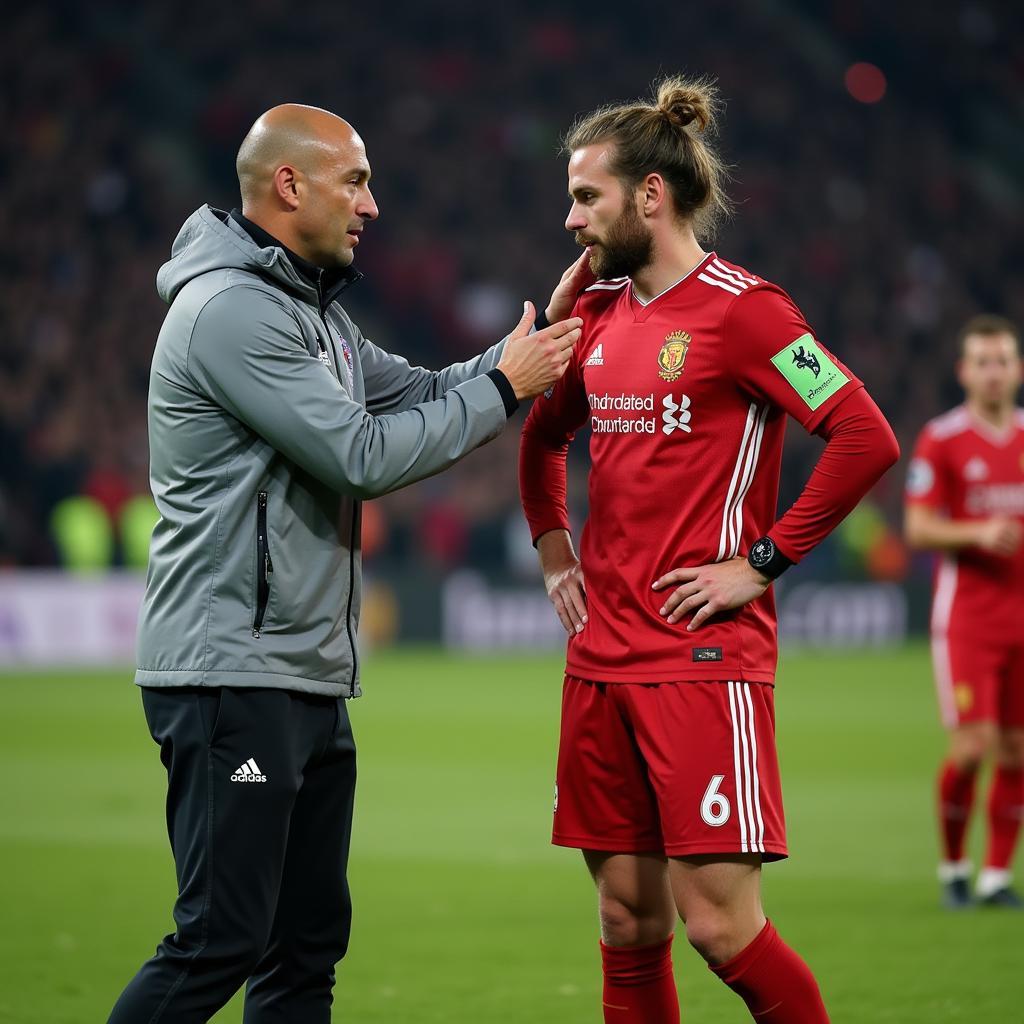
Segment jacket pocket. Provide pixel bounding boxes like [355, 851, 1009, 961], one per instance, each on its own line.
[252, 490, 274, 638]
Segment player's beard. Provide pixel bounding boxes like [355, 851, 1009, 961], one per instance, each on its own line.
[585, 199, 653, 280]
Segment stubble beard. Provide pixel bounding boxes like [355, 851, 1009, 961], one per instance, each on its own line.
[586, 199, 653, 280]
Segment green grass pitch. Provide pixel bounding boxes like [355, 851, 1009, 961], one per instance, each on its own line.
[1, 644, 1022, 1022]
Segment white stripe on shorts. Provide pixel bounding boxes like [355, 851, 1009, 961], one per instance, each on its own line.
[742, 683, 766, 853]
[727, 681, 749, 853]
[728, 681, 765, 854]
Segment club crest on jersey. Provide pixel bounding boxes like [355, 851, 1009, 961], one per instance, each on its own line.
[657, 331, 691, 382]
[338, 336, 355, 388]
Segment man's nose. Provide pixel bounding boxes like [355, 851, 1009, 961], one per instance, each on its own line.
[565, 205, 586, 232]
[360, 187, 380, 221]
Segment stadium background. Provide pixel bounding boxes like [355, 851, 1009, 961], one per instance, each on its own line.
[2, 1, 1022, 1021]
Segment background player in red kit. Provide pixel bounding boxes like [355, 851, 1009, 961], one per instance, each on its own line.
[904, 316, 1024, 910]
[521, 77, 899, 1024]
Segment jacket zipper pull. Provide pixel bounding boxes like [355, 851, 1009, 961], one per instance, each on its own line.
[316, 335, 331, 366]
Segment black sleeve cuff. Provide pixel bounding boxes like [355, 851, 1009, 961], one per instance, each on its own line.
[533, 308, 550, 331]
[486, 368, 520, 417]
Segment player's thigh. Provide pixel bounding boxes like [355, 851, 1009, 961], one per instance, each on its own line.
[995, 727, 1024, 767]
[584, 850, 673, 912]
[667, 853, 763, 920]
[625, 680, 787, 860]
[553, 677, 663, 853]
[668, 853, 765, 962]
[948, 720, 999, 766]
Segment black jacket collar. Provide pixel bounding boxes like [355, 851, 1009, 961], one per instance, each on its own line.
[230, 209, 361, 313]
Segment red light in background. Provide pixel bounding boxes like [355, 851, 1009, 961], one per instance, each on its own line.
[845, 62, 887, 104]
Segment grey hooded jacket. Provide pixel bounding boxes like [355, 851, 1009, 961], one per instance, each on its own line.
[135, 206, 511, 697]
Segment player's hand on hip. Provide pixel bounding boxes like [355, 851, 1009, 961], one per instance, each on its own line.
[544, 558, 588, 635]
[497, 301, 583, 400]
[544, 251, 597, 324]
[652, 557, 770, 632]
[976, 516, 1023, 557]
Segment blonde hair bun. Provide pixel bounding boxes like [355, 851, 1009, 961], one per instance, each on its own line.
[656, 76, 715, 133]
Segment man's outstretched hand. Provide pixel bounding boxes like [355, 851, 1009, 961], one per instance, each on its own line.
[498, 301, 583, 400]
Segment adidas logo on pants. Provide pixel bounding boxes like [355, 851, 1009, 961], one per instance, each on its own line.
[231, 757, 267, 782]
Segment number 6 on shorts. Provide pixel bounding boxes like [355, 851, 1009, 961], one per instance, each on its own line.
[701, 773, 731, 827]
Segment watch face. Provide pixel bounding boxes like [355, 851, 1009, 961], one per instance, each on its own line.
[750, 538, 775, 566]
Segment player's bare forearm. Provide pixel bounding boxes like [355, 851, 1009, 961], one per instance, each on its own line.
[904, 504, 1022, 557]
[904, 505, 983, 550]
[652, 557, 769, 632]
[537, 529, 588, 634]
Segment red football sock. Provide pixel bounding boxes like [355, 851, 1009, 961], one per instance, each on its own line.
[984, 766, 1024, 870]
[710, 920, 829, 1023]
[938, 759, 978, 863]
[600, 936, 679, 1024]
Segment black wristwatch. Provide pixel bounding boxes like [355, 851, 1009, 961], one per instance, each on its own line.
[746, 536, 793, 581]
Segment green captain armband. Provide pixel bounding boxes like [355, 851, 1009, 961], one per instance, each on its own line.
[770, 334, 850, 411]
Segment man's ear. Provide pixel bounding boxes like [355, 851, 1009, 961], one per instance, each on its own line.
[642, 172, 666, 217]
[273, 165, 301, 210]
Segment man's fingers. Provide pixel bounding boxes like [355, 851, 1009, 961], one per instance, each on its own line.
[652, 567, 700, 590]
[566, 583, 588, 631]
[508, 300, 537, 341]
[556, 327, 582, 351]
[544, 316, 584, 339]
[549, 592, 574, 635]
[667, 591, 709, 624]
[686, 602, 719, 632]
[569, 250, 596, 284]
[658, 581, 701, 616]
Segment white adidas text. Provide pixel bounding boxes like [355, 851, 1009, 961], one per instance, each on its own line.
[231, 757, 267, 783]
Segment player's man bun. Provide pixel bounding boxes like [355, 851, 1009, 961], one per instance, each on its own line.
[656, 76, 713, 133]
[563, 74, 730, 240]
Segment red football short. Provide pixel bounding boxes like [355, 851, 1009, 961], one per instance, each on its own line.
[553, 676, 787, 860]
[931, 632, 1024, 729]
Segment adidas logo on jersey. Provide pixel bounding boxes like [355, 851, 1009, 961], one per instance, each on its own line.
[662, 394, 692, 435]
[231, 757, 267, 783]
[585, 344, 604, 366]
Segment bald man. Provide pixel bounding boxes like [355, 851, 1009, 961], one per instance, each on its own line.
[107, 104, 585, 1023]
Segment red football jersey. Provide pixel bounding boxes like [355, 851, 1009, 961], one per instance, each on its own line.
[520, 252, 862, 684]
[906, 405, 1024, 640]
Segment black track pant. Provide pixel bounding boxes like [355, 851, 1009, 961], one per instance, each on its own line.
[108, 686, 356, 1024]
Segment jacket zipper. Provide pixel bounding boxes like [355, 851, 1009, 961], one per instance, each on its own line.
[344, 502, 359, 687]
[253, 490, 273, 638]
[316, 291, 358, 689]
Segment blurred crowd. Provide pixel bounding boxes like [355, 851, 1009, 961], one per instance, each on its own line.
[3, 0, 1022, 579]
